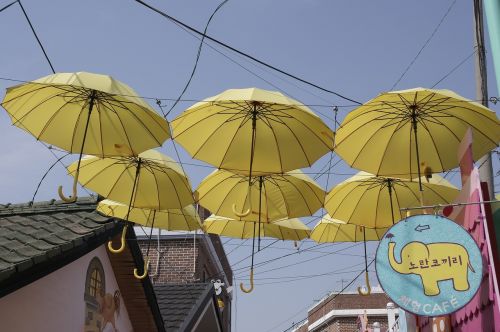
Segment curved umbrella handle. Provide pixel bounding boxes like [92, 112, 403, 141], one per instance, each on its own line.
[357, 271, 372, 296]
[108, 224, 128, 254]
[58, 171, 79, 203]
[232, 203, 251, 217]
[133, 257, 150, 279]
[232, 187, 252, 217]
[239, 267, 254, 293]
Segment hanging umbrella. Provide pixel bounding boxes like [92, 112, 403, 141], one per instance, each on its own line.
[195, 169, 325, 222]
[203, 215, 311, 240]
[1, 72, 170, 201]
[311, 215, 388, 296]
[334, 88, 499, 190]
[97, 199, 201, 231]
[67, 149, 193, 254]
[310, 215, 387, 243]
[172, 88, 334, 176]
[97, 199, 201, 279]
[324, 172, 459, 228]
[203, 214, 311, 293]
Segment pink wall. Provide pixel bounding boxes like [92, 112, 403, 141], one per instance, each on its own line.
[0, 245, 134, 332]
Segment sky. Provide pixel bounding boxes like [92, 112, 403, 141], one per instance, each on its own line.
[0, 1, 499, 331]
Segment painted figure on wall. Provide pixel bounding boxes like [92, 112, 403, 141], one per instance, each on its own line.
[84, 257, 121, 332]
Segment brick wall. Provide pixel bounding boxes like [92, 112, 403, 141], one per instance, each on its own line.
[308, 292, 392, 324]
[139, 238, 199, 284]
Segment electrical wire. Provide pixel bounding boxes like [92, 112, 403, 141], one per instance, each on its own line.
[391, 0, 457, 89]
[17, 0, 55, 74]
[165, 0, 230, 117]
[134, 0, 362, 105]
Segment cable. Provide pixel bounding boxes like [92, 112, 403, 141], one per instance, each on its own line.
[134, 0, 361, 105]
[431, 48, 477, 88]
[0, 0, 17, 13]
[391, 0, 457, 89]
[165, 0, 230, 117]
[17, 0, 55, 74]
[277, 259, 375, 332]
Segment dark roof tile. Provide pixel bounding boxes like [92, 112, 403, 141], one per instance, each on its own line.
[154, 283, 215, 331]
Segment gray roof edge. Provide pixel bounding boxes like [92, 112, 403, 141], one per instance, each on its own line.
[177, 283, 217, 332]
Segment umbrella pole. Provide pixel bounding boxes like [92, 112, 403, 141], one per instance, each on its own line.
[134, 209, 155, 279]
[258, 176, 263, 251]
[411, 111, 424, 193]
[240, 220, 256, 293]
[108, 158, 142, 254]
[233, 104, 258, 217]
[358, 227, 372, 296]
[387, 179, 396, 224]
[58, 90, 97, 203]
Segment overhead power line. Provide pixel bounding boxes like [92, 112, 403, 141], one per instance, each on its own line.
[391, 0, 457, 89]
[134, 0, 362, 105]
[17, 0, 55, 74]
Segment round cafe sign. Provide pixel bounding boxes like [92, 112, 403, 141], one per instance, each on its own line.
[376, 215, 482, 316]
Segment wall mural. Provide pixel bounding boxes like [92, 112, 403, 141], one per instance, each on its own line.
[84, 257, 121, 332]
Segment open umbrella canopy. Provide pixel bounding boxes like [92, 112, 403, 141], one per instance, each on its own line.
[195, 169, 325, 222]
[1, 72, 170, 157]
[324, 172, 459, 228]
[97, 199, 201, 231]
[203, 215, 311, 241]
[67, 149, 193, 210]
[171, 88, 334, 175]
[310, 215, 387, 243]
[334, 88, 499, 180]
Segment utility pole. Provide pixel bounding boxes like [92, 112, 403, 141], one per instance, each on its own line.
[473, 0, 495, 197]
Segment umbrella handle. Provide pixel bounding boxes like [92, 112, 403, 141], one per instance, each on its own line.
[232, 188, 252, 217]
[108, 225, 128, 254]
[58, 170, 79, 203]
[357, 271, 372, 296]
[239, 267, 254, 293]
[133, 257, 150, 279]
[232, 203, 251, 217]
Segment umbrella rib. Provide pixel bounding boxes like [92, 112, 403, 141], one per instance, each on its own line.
[346, 182, 376, 226]
[10, 88, 78, 126]
[265, 120, 285, 173]
[416, 119, 446, 172]
[98, 163, 134, 198]
[326, 182, 362, 218]
[36, 92, 85, 142]
[99, 100, 136, 156]
[439, 110, 500, 146]
[395, 182, 420, 215]
[374, 119, 404, 176]
[190, 113, 244, 167]
[114, 99, 166, 148]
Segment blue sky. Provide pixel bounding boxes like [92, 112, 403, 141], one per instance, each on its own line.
[0, 1, 498, 331]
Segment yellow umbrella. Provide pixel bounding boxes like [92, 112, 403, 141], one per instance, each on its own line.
[334, 88, 499, 190]
[311, 215, 388, 296]
[203, 215, 311, 241]
[172, 88, 334, 176]
[69, 149, 193, 210]
[310, 215, 387, 243]
[195, 169, 325, 222]
[203, 215, 311, 293]
[67, 149, 193, 257]
[324, 172, 459, 228]
[97, 199, 201, 231]
[97, 199, 201, 279]
[1, 72, 170, 201]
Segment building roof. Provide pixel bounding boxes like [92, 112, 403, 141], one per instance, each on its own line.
[0, 197, 121, 295]
[0, 197, 166, 331]
[154, 283, 223, 332]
